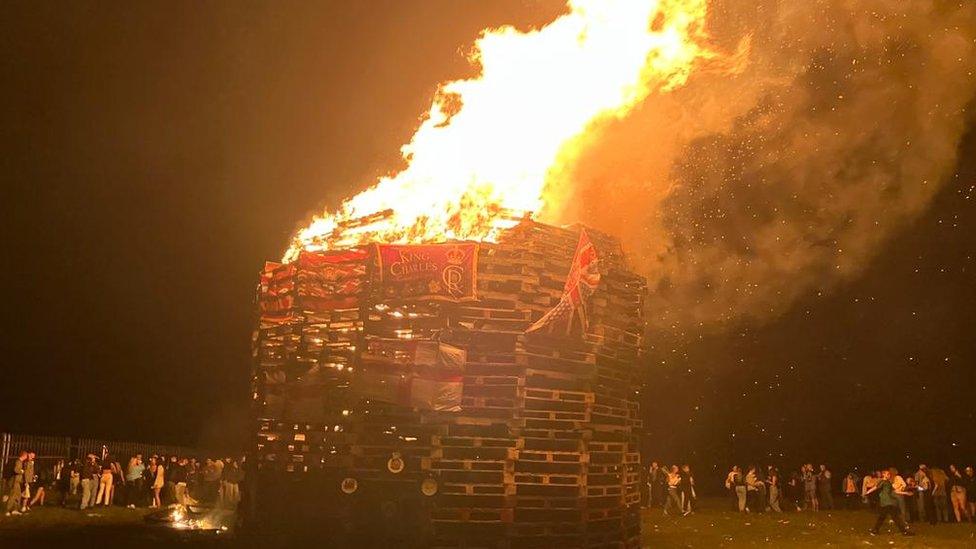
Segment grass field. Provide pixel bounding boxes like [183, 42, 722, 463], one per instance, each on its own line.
[3, 497, 976, 547]
[0, 504, 152, 531]
[643, 498, 976, 548]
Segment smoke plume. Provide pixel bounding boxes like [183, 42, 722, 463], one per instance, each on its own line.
[547, 0, 976, 330]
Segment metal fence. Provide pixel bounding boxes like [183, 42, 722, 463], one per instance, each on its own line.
[0, 432, 198, 478]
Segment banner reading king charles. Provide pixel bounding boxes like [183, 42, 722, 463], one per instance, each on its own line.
[376, 243, 478, 302]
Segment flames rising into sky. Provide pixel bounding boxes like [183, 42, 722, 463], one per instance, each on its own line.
[284, 0, 976, 331]
[284, 0, 725, 262]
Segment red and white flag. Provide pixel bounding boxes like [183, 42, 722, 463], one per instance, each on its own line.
[526, 229, 601, 335]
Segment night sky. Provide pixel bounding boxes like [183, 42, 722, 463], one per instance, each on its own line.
[1, 0, 973, 476]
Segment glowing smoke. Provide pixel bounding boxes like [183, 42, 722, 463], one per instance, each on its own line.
[547, 0, 976, 330]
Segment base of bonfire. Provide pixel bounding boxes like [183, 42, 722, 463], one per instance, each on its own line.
[247, 219, 646, 548]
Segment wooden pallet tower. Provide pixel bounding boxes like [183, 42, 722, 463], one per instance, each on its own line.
[249, 220, 646, 547]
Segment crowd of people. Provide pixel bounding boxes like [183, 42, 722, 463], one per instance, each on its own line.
[644, 462, 699, 517]
[714, 462, 976, 536]
[3, 449, 244, 517]
[644, 460, 976, 536]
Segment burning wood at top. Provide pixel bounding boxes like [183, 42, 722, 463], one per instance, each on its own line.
[293, 207, 531, 256]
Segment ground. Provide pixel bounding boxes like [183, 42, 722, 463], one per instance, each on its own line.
[642, 498, 976, 548]
[0, 504, 152, 531]
[2, 497, 975, 547]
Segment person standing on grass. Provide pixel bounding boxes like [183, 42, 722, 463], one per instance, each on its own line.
[725, 466, 743, 511]
[57, 459, 73, 506]
[767, 472, 783, 513]
[745, 466, 761, 513]
[930, 467, 949, 522]
[904, 477, 919, 523]
[678, 464, 695, 516]
[17, 450, 36, 514]
[948, 464, 969, 522]
[817, 464, 833, 510]
[648, 462, 666, 509]
[890, 468, 908, 518]
[766, 465, 778, 508]
[79, 454, 99, 510]
[842, 470, 860, 509]
[69, 459, 80, 496]
[220, 459, 244, 509]
[28, 455, 53, 509]
[125, 454, 144, 508]
[664, 465, 682, 516]
[802, 464, 819, 511]
[95, 455, 115, 506]
[964, 466, 976, 523]
[914, 465, 930, 522]
[149, 456, 165, 508]
[4, 450, 27, 515]
[787, 470, 804, 511]
[756, 466, 768, 512]
[186, 458, 200, 504]
[865, 469, 914, 536]
[170, 457, 188, 505]
[165, 456, 179, 505]
[862, 471, 878, 509]
[202, 458, 222, 503]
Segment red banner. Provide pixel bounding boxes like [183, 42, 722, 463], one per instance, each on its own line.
[376, 243, 478, 302]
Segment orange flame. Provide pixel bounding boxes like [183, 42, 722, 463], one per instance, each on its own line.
[284, 0, 719, 262]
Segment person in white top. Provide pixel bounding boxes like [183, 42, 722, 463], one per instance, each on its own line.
[149, 456, 165, 508]
[891, 468, 908, 517]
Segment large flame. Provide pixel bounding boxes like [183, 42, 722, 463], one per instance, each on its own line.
[284, 0, 717, 262]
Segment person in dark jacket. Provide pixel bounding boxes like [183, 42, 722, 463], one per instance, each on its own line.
[169, 458, 188, 505]
[57, 459, 74, 507]
[647, 462, 666, 509]
[866, 469, 914, 536]
[964, 466, 976, 523]
[164, 456, 179, 505]
[678, 464, 695, 515]
[904, 477, 919, 522]
[220, 459, 244, 509]
[79, 454, 100, 510]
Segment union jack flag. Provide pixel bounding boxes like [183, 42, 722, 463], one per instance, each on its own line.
[526, 229, 601, 335]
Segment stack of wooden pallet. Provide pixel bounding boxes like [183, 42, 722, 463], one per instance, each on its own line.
[250, 219, 646, 547]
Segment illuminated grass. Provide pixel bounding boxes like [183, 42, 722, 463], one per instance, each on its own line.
[643, 497, 976, 548]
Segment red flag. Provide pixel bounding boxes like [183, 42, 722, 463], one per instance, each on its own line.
[527, 229, 601, 335]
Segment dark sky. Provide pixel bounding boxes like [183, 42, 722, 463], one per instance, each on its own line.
[1, 0, 973, 469]
[0, 1, 563, 447]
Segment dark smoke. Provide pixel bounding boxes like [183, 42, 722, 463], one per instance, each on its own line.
[549, 0, 976, 331]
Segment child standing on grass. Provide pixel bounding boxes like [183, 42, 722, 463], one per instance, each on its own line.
[865, 469, 914, 537]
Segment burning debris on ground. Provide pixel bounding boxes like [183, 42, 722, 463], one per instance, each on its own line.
[144, 503, 233, 534]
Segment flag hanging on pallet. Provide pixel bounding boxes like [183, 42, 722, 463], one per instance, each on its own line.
[357, 339, 466, 411]
[526, 228, 600, 336]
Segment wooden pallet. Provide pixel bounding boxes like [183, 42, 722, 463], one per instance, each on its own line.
[250, 220, 646, 546]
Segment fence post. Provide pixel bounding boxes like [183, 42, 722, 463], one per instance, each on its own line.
[0, 433, 9, 479]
